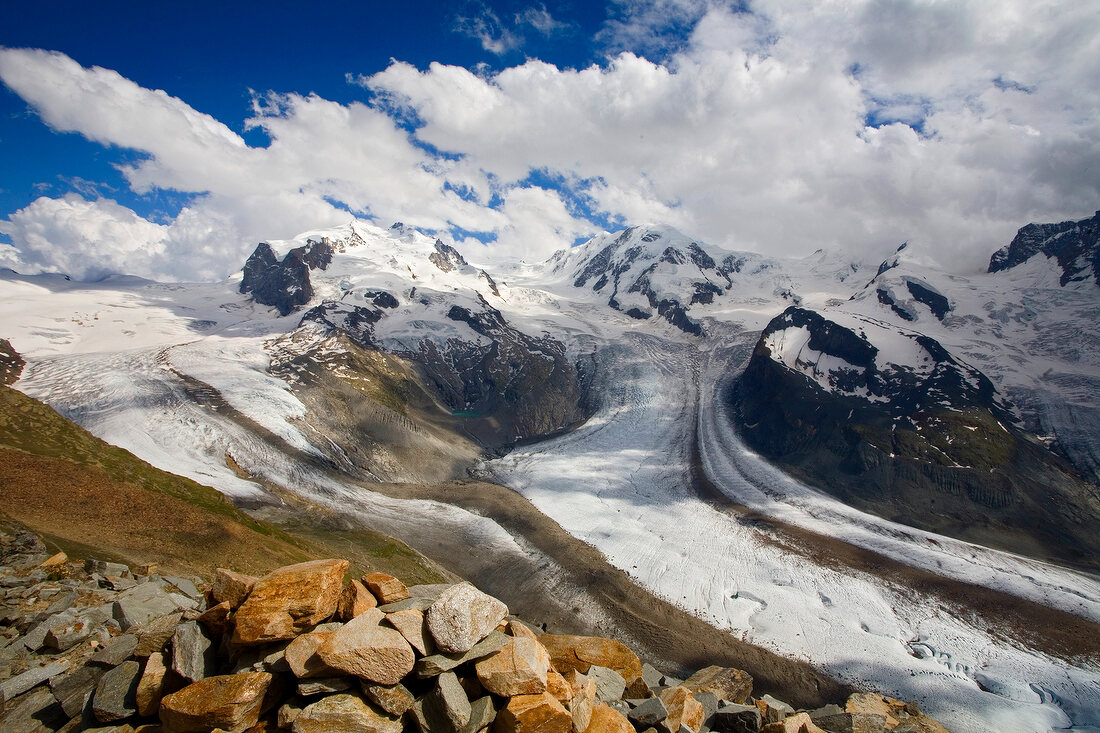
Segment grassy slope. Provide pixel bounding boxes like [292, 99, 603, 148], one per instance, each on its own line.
[0, 383, 447, 584]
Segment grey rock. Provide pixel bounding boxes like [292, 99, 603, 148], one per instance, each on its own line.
[0, 685, 67, 733]
[416, 629, 508, 678]
[425, 671, 471, 733]
[91, 660, 140, 723]
[84, 560, 131, 579]
[44, 613, 103, 651]
[22, 611, 75, 651]
[812, 711, 888, 733]
[425, 583, 508, 654]
[760, 694, 794, 724]
[588, 664, 627, 703]
[297, 676, 354, 697]
[170, 621, 215, 682]
[694, 691, 719, 721]
[88, 634, 138, 668]
[377, 597, 434, 613]
[465, 695, 496, 733]
[409, 584, 458, 601]
[50, 663, 107, 717]
[100, 577, 138, 592]
[0, 659, 69, 701]
[607, 699, 631, 716]
[162, 576, 201, 600]
[662, 674, 684, 687]
[166, 592, 200, 611]
[44, 591, 78, 616]
[360, 680, 416, 716]
[112, 582, 180, 630]
[642, 662, 666, 691]
[709, 703, 762, 733]
[629, 695, 669, 727]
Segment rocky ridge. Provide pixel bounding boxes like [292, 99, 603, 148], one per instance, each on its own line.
[0, 528, 950, 733]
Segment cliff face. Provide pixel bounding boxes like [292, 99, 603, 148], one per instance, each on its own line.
[730, 306, 1100, 570]
[988, 210, 1100, 285]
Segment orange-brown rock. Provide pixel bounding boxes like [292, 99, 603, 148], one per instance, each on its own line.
[539, 635, 643, 690]
[584, 703, 634, 733]
[384, 607, 434, 655]
[317, 610, 415, 684]
[293, 692, 403, 733]
[494, 692, 572, 733]
[336, 579, 377, 621]
[660, 686, 705, 733]
[363, 572, 410, 604]
[232, 560, 348, 645]
[197, 601, 232, 636]
[159, 672, 273, 733]
[845, 693, 948, 733]
[508, 619, 541, 642]
[760, 712, 828, 733]
[476, 636, 552, 696]
[39, 551, 68, 570]
[285, 631, 340, 679]
[211, 569, 258, 610]
[547, 670, 572, 703]
[682, 665, 753, 705]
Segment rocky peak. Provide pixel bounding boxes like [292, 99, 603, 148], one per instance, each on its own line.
[429, 239, 469, 273]
[0, 338, 25, 386]
[239, 239, 335, 317]
[988, 210, 1100, 285]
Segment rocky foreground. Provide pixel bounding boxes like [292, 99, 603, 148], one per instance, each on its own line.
[0, 528, 950, 733]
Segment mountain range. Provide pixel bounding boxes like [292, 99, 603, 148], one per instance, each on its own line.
[2, 211, 1099, 733]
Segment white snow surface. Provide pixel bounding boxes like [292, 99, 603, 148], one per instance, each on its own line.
[3, 221, 1100, 733]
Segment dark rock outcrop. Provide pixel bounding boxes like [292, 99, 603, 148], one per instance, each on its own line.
[240, 239, 334, 316]
[0, 339, 25, 386]
[730, 306, 1100, 570]
[988, 210, 1100, 285]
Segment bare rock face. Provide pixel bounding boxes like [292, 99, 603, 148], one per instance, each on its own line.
[682, 665, 754, 705]
[211, 569, 258, 610]
[539, 634, 644, 692]
[426, 582, 508, 654]
[586, 702, 636, 733]
[232, 559, 348, 645]
[364, 572, 410, 604]
[493, 691, 572, 733]
[292, 692, 403, 733]
[660, 686, 705, 733]
[159, 672, 274, 733]
[317, 611, 415, 684]
[475, 636, 551, 696]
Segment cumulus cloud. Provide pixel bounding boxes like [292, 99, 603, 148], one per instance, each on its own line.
[1, 0, 1099, 281]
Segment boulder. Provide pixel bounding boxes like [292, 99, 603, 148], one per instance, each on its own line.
[547, 670, 573, 703]
[845, 694, 947, 733]
[136, 651, 170, 717]
[539, 635, 643, 692]
[586, 702, 636, 733]
[416, 630, 509, 678]
[360, 680, 416, 716]
[710, 703, 762, 733]
[384, 607, 435, 655]
[660, 687, 705, 733]
[44, 612, 102, 651]
[761, 695, 795, 725]
[38, 551, 68, 570]
[760, 712, 828, 733]
[113, 583, 182, 631]
[297, 677, 354, 696]
[50, 663, 106, 718]
[132, 613, 184, 657]
[811, 711, 888, 733]
[317, 610, 416, 684]
[567, 670, 597, 733]
[427, 583, 508, 654]
[159, 672, 274, 733]
[682, 666, 753, 705]
[423, 671, 472, 733]
[0, 659, 69, 702]
[494, 691, 572, 733]
[92, 660, 141, 723]
[196, 601, 232, 636]
[211, 569, 257, 610]
[171, 621, 216, 683]
[285, 631, 340, 679]
[587, 665, 627, 703]
[363, 573, 410, 605]
[475, 636, 551, 696]
[232, 559, 348, 645]
[336, 579, 377, 621]
[89, 634, 139, 668]
[292, 692, 402, 733]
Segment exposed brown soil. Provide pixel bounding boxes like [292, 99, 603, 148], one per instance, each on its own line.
[0, 448, 314, 577]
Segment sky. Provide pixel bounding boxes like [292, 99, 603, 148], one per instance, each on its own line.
[0, 0, 1098, 282]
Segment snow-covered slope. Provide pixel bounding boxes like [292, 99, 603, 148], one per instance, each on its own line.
[2, 214, 1099, 733]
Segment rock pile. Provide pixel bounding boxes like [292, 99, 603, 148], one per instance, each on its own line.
[0, 530, 950, 733]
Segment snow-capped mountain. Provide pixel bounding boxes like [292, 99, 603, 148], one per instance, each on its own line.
[3, 213, 1100, 733]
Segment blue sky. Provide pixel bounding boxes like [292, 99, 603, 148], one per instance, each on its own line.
[1, 1, 1098, 280]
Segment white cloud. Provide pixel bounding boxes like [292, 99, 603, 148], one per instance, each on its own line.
[1, 0, 1099, 281]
